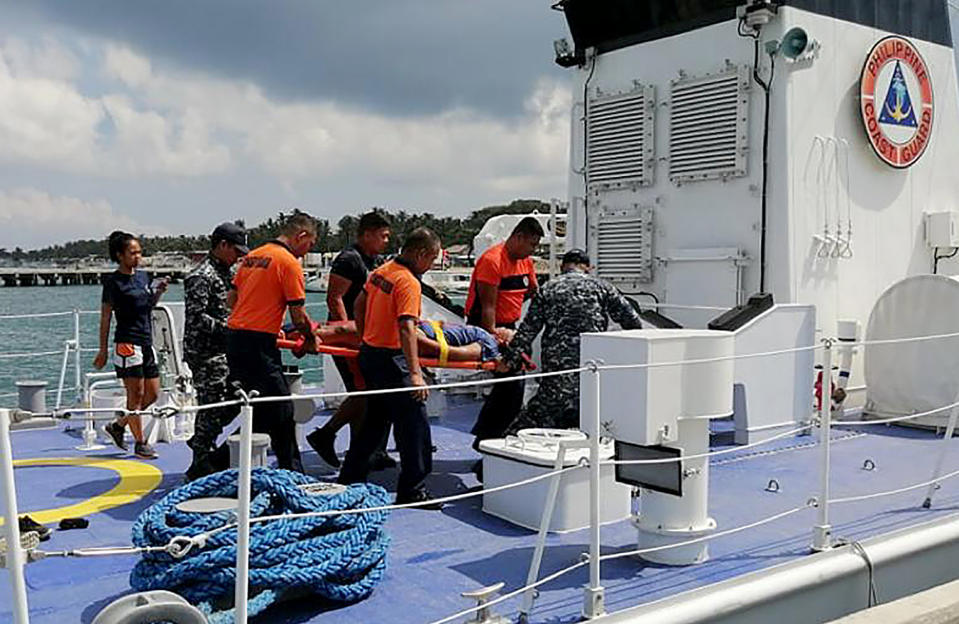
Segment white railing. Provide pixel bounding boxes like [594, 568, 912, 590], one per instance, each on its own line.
[0, 306, 323, 410]
[2, 322, 959, 623]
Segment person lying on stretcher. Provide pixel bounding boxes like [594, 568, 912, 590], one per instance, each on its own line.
[282, 320, 515, 364]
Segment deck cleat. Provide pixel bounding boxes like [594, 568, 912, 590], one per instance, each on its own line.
[460, 581, 509, 624]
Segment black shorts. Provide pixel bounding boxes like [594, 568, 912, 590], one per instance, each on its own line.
[114, 344, 160, 380]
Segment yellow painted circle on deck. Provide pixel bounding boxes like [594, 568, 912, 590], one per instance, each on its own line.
[0, 457, 163, 526]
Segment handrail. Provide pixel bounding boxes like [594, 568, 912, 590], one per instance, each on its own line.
[7, 321, 959, 624]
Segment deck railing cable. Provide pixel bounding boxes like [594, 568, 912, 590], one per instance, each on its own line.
[428, 502, 816, 624]
[6, 323, 959, 623]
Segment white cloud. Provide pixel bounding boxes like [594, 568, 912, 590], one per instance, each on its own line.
[101, 45, 571, 196]
[0, 40, 231, 177]
[1, 36, 81, 82]
[0, 188, 162, 249]
[0, 52, 103, 170]
[102, 44, 151, 87]
[0, 35, 570, 234]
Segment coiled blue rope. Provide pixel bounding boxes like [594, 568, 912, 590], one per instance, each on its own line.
[130, 469, 391, 621]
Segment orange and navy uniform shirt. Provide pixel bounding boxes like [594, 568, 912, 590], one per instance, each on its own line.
[228, 240, 306, 335]
[362, 259, 422, 350]
[464, 242, 537, 326]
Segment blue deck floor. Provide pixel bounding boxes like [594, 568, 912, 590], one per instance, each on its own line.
[3, 395, 959, 624]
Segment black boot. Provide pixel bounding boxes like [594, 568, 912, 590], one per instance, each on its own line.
[307, 428, 341, 468]
[369, 451, 397, 471]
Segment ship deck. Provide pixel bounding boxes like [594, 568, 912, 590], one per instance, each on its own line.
[3, 394, 959, 624]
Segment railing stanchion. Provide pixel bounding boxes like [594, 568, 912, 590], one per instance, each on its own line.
[234, 391, 256, 624]
[1, 408, 31, 624]
[54, 340, 70, 410]
[73, 308, 82, 404]
[812, 339, 833, 551]
[921, 385, 959, 508]
[583, 362, 605, 619]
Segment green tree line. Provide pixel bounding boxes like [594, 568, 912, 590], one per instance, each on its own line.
[0, 199, 549, 262]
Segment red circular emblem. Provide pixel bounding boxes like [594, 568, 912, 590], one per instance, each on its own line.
[859, 36, 934, 168]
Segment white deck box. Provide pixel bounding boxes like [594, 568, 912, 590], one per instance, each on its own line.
[479, 433, 630, 533]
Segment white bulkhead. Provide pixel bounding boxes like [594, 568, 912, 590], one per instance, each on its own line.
[564, 3, 959, 382]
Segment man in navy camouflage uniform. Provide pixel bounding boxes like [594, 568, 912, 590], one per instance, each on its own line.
[502, 248, 644, 433]
[184, 222, 248, 481]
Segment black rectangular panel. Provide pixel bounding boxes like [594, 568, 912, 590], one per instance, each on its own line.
[558, 1, 952, 55]
[614, 441, 683, 496]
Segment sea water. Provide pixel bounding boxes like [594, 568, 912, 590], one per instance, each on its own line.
[0, 284, 329, 403]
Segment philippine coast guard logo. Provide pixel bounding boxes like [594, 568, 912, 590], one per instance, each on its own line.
[859, 36, 933, 168]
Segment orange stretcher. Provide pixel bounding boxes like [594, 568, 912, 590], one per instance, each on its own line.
[275, 321, 516, 371]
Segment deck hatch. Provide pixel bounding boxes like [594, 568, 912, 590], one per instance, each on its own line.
[668, 64, 750, 184]
[587, 84, 656, 189]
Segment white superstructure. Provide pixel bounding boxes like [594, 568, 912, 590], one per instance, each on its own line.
[563, 2, 959, 396]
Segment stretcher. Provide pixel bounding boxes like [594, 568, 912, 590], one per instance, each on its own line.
[275, 321, 523, 371]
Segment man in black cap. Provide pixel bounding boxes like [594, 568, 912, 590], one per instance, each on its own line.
[500, 248, 644, 435]
[183, 222, 248, 480]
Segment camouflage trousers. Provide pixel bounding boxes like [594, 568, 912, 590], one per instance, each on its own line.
[186, 355, 238, 459]
[505, 371, 580, 435]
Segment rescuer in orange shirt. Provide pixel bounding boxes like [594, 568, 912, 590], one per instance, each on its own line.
[226, 213, 319, 472]
[338, 227, 443, 508]
[464, 217, 543, 461]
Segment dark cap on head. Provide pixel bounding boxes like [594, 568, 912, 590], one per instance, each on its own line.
[212, 222, 249, 255]
[561, 248, 590, 266]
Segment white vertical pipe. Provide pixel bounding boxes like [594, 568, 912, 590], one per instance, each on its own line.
[234, 402, 254, 624]
[549, 199, 559, 278]
[73, 309, 82, 404]
[54, 344, 69, 410]
[583, 364, 605, 619]
[812, 340, 833, 552]
[922, 386, 959, 508]
[521, 442, 572, 617]
[0, 409, 30, 624]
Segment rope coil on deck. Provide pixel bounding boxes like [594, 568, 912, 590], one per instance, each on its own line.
[129, 469, 391, 622]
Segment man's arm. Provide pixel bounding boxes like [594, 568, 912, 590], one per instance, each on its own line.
[526, 266, 539, 300]
[353, 290, 367, 340]
[606, 284, 644, 329]
[184, 275, 226, 340]
[326, 273, 352, 321]
[476, 281, 498, 333]
[503, 291, 547, 369]
[399, 317, 428, 401]
[289, 305, 318, 353]
[226, 287, 237, 309]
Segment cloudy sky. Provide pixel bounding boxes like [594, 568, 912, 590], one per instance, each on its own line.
[0, 1, 572, 249]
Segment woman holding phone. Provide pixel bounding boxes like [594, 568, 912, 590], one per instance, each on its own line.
[93, 231, 168, 459]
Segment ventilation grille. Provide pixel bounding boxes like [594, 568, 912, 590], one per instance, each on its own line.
[669, 65, 750, 184]
[587, 85, 655, 190]
[590, 204, 654, 286]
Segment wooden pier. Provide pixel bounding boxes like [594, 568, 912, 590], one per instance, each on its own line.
[0, 267, 188, 287]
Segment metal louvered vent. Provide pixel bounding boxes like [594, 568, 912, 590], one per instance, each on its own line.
[589, 204, 654, 286]
[587, 84, 656, 190]
[669, 64, 750, 184]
